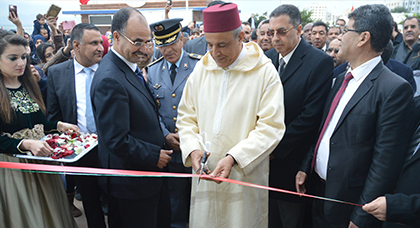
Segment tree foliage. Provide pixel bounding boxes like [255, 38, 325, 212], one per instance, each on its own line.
[254, 12, 268, 28]
[301, 9, 313, 27]
[249, 9, 313, 28]
[391, 6, 408, 13]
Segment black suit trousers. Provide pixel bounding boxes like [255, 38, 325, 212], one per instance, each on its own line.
[74, 148, 107, 228]
[108, 178, 171, 228]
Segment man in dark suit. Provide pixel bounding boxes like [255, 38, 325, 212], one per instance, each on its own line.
[363, 122, 420, 228]
[248, 13, 256, 31]
[184, 33, 207, 55]
[392, 17, 420, 62]
[47, 23, 106, 228]
[90, 7, 172, 227]
[265, 4, 334, 228]
[296, 4, 415, 228]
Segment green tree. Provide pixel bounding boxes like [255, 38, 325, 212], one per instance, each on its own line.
[254, 12, 268, 28]
[391, 6, 408, 13]
[301, 9, 313, 27]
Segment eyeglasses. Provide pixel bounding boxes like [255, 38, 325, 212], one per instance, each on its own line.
[267, 26, 295, 37]
[342, 27, 363, 35]
[326, 48, 339, 54]
[120, 33, 153, 48]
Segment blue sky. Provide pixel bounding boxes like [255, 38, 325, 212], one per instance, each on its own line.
[0, 0, 383, 33]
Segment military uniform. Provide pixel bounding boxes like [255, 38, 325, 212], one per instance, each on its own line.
[148, 18, 201, 228]
[148, 51, 200, 161]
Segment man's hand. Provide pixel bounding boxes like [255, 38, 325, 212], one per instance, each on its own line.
[46, 16, 58, 35]
[58, 21, 64, 33]
[164, 3, 172, 19]
[8, 11, 24, 36]
[295, 171, 307, 193]
[157, 149, 172, 168]
[30, 65, 41, 82]
[348, 221, 359, 228]
[362, 196, 387, 221]
[63, 39, 73, 56]
[8, 11, 21, 27]
[57, 121, 81, 135]
[209, 155, 235, 184]
[164, 133, 180, 151]
[190, 150, 205, 173]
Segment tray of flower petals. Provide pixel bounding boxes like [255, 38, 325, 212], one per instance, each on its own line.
[14, 132, 98, 163]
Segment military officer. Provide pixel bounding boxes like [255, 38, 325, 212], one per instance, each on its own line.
[148, 18, 201, 228]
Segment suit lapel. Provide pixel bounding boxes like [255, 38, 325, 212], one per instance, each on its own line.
[404, 125, 420, 168]
[281, 40, 307, 83]
[318, 73, 344, 130]
[405, 147, 420, 168]
[333, 62, 383, 132]
[66, 61, 78, 124]
[109, 52, 156, 106]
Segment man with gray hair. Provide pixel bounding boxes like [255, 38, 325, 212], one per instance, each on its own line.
[91, 7, 172, 227]
[392, 16, 420, 62]
[257, 19, 273, 51]
[265, 4, 333, 228]
[297, 4, 414, 228]
[177, 3, 285, 227]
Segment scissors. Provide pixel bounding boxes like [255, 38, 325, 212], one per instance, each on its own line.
[197, 132, 211, 185]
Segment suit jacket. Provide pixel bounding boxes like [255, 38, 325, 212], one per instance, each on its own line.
[383, 123, 420, 228]
[184, 36, 207, 55]
[91, 50, 165, 200]
[301, 62, 415, 227]
[334, 60, 416, 92]
[403, 41, 420, 71]
[265, 40, 334, 202]
[47, 60, 77, 124]
[393, 33, 403, 47]
[147, 51, 200, 163]
[47, 59, 102, 167]
[392, 42, 410, 63]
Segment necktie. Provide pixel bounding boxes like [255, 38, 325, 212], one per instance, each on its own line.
[135, 67, 147, 88]
[135, 67, 152, 96]
[311, 72, 354, 170]
[278, 58, 285, 76]
[170, 64, 177, 85]
[84, 67, 96, 133]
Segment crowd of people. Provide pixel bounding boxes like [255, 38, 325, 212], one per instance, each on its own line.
[1, 1, 420, 228]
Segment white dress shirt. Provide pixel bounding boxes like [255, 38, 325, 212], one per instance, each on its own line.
[111, 47, 137, 72]
[278, 38, 301, 69]
[315, 56, 381, 180]
[74, 58, 99, 133]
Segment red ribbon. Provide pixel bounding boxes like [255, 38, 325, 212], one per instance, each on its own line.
[0, 161, 363, 207]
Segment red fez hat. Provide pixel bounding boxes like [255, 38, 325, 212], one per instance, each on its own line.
[203, 3, 241, 33]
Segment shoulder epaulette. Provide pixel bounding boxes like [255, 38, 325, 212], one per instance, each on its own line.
[148, 56, 164, 67]
[188, 53, 202, 60]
